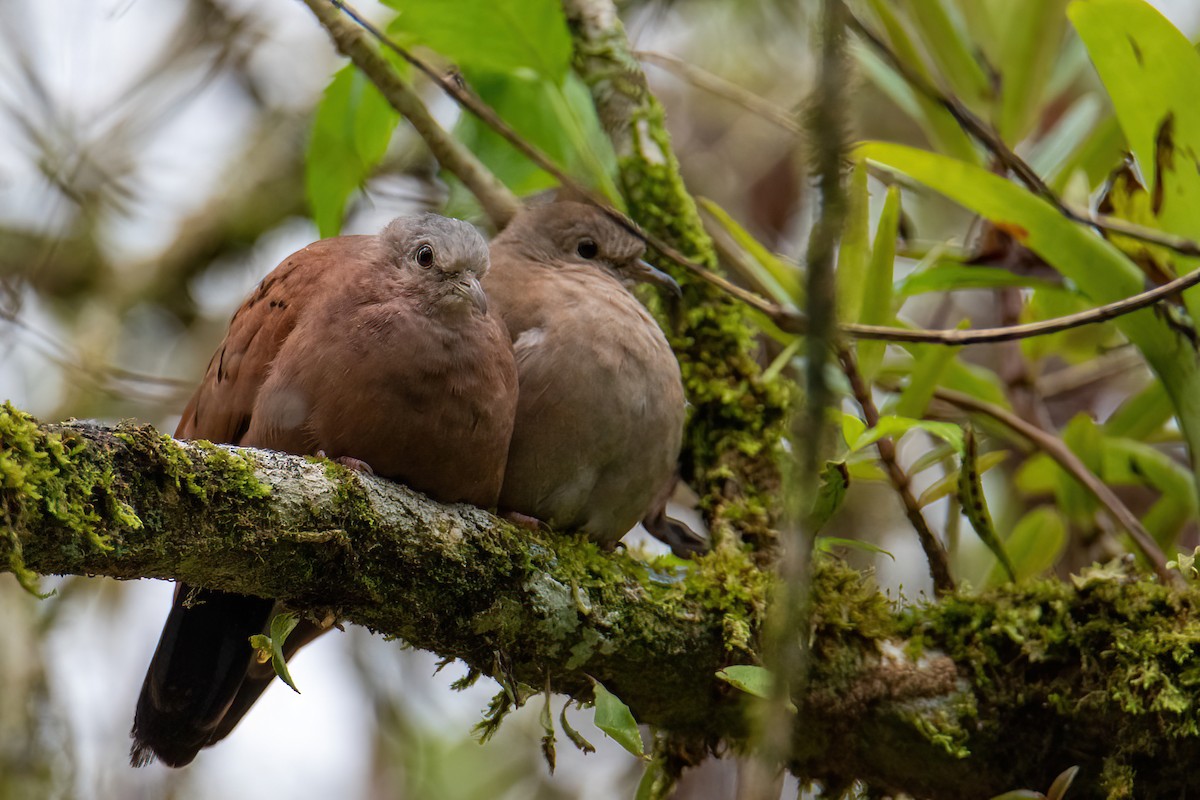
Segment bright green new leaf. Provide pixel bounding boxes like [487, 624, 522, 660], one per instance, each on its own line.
[716, 665, 773, 699]
[306, 65, 399, 238]
[249, 611, 302, 694]
[852, 415, 964, 453]
[917, 450, 1008, 509]
[385, 0, 571, 81]
[589, 679, 645, 759]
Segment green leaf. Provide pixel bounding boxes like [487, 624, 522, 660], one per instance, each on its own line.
[897, 264, 1061, 296]
[862, 0, 979, 161]
[448, 72, 617, 201]
[1105, 380, 1173, 439]
[716, 665, 774, 697]
[905, 0, 993, 109]
[959, 427, 1016, 582]
[385, 0, 571, 81]
[249, 611, 302, 694]
[701, 197, 801, 304]
[987, 506, 1066, 586]
[995, 0, 1071, 143]
[635, 758, 674, 800]
[837, 163, 871, 320]
[811, 461, 850, 531]
[841, 412, 868, 450]
[917, 450, 1009, 509]
[892, 342, 961, 419]
[305, 65, 399, 238]
[816, 536, 896, 560]
[1070, 0, 1200, 238]
[589, 679, 645, 758]
[559, 700, 596, 754]
[857, 184, 901, 378]
[853, 416, 964, 453]
[1047, 766, 1080, 800]
[858, 140, 1200, 499]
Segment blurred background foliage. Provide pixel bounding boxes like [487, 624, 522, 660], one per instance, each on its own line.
[2, 0, 1200, 798]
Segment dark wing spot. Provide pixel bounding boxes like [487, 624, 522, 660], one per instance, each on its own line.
[216, 346, 227, 382]
[231, 414, 251, 445]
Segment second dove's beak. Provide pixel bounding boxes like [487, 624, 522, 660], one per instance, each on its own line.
[450, 275, 488, 314]
[624, 260, 682, 298]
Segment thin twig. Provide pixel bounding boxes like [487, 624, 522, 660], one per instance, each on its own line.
[635, 51, 802, 135]
[929, 386, 1174, 584]
[843, 347, 955, 593]
[300, 0, 520, 227]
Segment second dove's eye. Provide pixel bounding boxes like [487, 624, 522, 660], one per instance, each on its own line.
[576, 238, 599, 259]
[416, 245, 435, 267]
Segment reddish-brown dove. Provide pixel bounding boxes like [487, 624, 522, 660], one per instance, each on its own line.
[131, 214, 518, 768]
[483, 202, 690, 547]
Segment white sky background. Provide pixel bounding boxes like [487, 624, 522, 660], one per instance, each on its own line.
[2, 1, 1200, 798]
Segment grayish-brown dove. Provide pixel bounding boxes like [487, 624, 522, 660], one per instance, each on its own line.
[483, 201, 691, 547]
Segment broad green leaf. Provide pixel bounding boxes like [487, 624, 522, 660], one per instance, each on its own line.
[590, 679, 645, 758]
[812, 461, 850, 531]
[841, 412, 868, 450]
[943, 360, 1011, 409]
[847, 460, 889, 482]
[897, 264, 1061, 296]
[448, 72, 618, 202]
[1058, 413, 1103, 527]
[996, 0, 1070, 144]
[852, 415, 964, 453]
[1105, 381, 1173, 439]
[716, 665, 773, 699]
[960, 427, 1015, 581]
[892, 342, 961, 419]
[249, 612, 302, 694]
[1070, 0, 1200, 239]
[858, 185, 901, 378]
[385, 0, 571, 81]
[837, 163, 871, 320]
[858, 141, 1200, 499]
[986, 506, 1066, 586]
[305, 65, 399, 238]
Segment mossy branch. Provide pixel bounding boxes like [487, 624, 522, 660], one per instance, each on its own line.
[3, 404, 1200, 798]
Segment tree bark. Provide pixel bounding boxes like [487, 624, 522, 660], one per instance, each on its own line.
[2, 404, 1197, 799]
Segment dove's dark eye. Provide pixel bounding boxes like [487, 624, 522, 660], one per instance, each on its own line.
[415, 245, 435, 268]
[576, 238, 599, 259]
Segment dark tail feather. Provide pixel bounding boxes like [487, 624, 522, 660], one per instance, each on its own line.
[130, 585, 275, 768]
